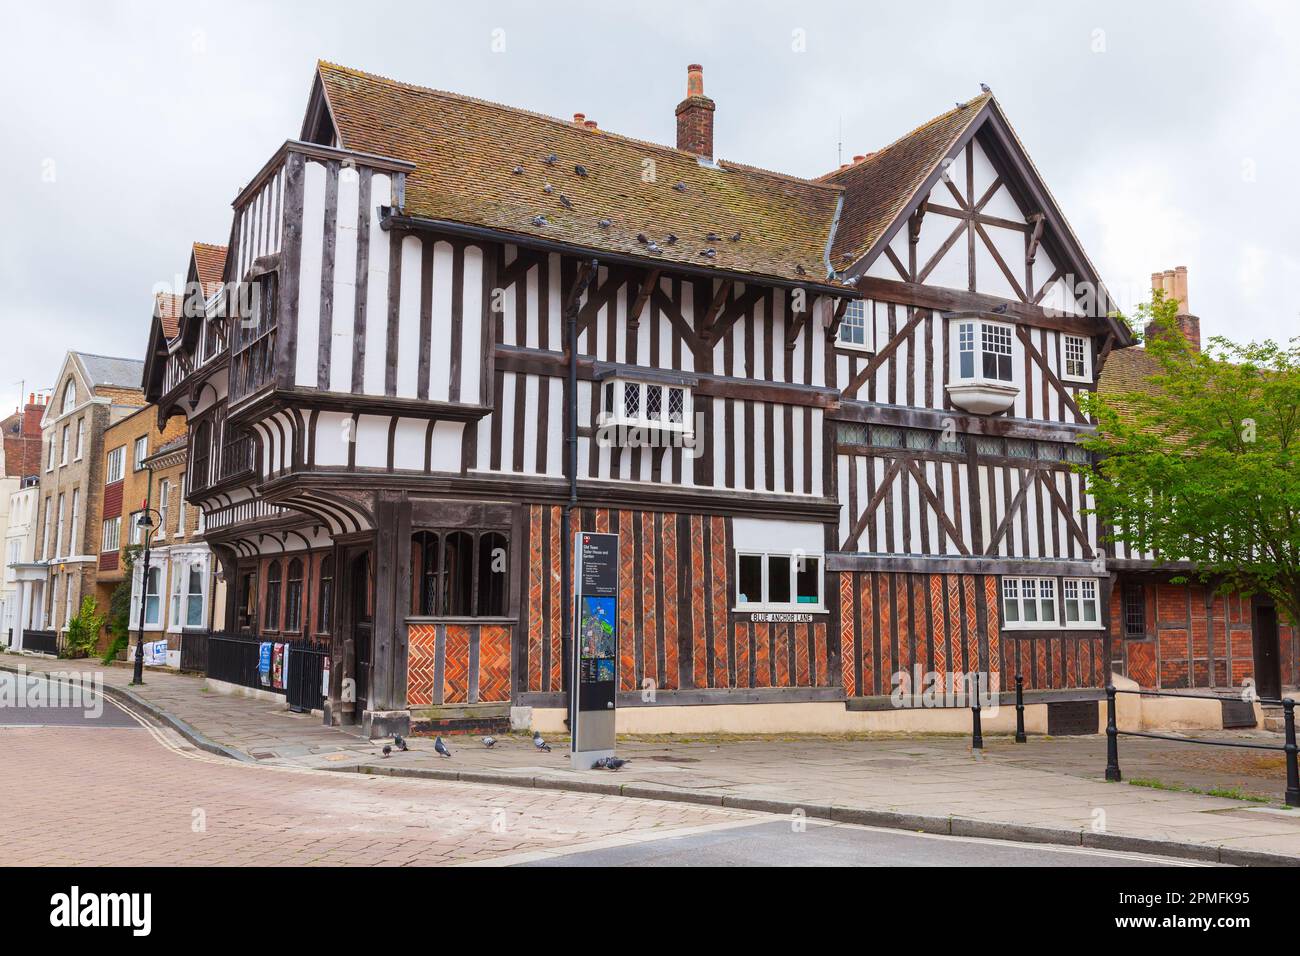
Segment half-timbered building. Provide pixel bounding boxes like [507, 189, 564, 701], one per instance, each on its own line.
[143, 60, 1238, 737]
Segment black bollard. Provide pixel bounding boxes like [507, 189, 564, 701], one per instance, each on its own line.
[1105, 684, 1121, 782]
[1014, 673, 1027, 743]
[971, 672, 984, 750]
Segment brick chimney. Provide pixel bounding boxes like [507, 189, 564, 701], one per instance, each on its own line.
[1147, 266, 1201, 352]
[675, 64, 715, 159]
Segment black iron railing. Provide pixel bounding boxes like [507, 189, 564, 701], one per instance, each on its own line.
[179, 630, 209, 673]
[286, 641, 328, 713]
[1103, 685, 1299, 807]
[206, 632, 282, 694]
[24, 629, 59, 656]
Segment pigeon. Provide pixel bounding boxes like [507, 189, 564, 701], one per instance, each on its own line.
[542, 183, 554, 194]
[511, 165, 524, 175]
[604, 757, 628, 771]
[991, 302, 1009, 314]
[842, 275, 861, 287]
[482, 736, 498, 748]
[980, 82, 992, 94]
[646, 241, 662, 254]
[795, 264, 807, 276]
[558, 193, 573, 209]
[574, 164, 589, 177]
[636, 232, 649, 244]
[381, 744, 392, 758]
[531, 215, 548, 227]
[597, 218, 611, 228]
[664, 233, 678, 245]
[434, 736, 452, 758]
[673, 181, 687, 192]
[393, 733, 409, 752]
[729, 231, 741, 242]
[533, 731, 551, 753]
[700, 248, 716, 259]
[542, 153, 558, 165]
[705, 232, 720, 242]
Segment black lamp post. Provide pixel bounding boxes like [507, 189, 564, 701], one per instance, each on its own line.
[130, 506, 162, 686]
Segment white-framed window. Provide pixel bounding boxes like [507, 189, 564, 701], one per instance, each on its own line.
[106, 446, 125, 483]
[142, 565, 161, 626]
[157, 479, 170, 540]
[1062, 333, 1091, 382]
[1001, 577, 1058, 628]
[599, 378, 693, 433]
[169, 565, 184, 631]
[61, 379, 76, 415]
[734, 550, 823, 610]
[956, 319, 1015, 383]
[133, 436, 148, 470]
[177, 475, 187, 538]
[837, 299, 873, 351]
[60, 424, 69, 465]
[1062, 578, 1101, 627]
[46, 437, 55, 472]
[185, 562, 205, 628]
[40, 497, 51, 558]
[54, 494, 65, 559]
[130, 510, 144, 546]
[69, 489, 79, 555]
[74, 418, 85, 461]
[101, 516, 121, 553]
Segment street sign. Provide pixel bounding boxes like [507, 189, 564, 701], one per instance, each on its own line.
[571, 531, 618, 769]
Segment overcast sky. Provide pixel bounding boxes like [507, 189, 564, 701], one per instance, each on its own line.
[3, 0, 1296, 414]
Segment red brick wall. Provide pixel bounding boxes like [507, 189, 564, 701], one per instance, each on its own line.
[1115, 578, 1296, 690]
[521, 505, 834, 694]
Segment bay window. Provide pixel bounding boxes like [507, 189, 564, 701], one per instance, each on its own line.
[599, 377, 692, 433]
[185, 563, 205, 628]
[947, 314, 1020, 415]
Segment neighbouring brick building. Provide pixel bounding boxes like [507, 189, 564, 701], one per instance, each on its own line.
[30, 351, 145, 639]
[1100, 268, 1297, 698]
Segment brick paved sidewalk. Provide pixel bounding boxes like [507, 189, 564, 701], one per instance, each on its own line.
[6, 652, 1299, 864]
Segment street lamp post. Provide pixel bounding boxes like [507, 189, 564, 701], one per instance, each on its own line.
[130, 506, 162, 686]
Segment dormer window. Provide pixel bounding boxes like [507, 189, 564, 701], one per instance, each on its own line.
[1061, 333, 1092, 382]
[946, 314, 1020, 415]
[600, 378, 692, 433]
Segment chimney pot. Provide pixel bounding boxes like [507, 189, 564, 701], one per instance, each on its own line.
[1146, 265, 1199, 352]
[584, 119, 597, 129]
[853, 154, 866, 163]
[573, 112, 585, 125]
[675, 63, 715, 159]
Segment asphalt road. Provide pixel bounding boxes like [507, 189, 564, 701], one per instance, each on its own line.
[518, 818, 1195, 867]
[0, 672, 138, 727]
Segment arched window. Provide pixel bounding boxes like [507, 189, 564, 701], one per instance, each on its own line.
[443, 531, 474, 616]
[411, 531, 440, 615]
[191, 421, 211, 491]
[264, 560, 281, 630]
[317, 555, 334, 635]
[284, 558, 303, 632]
[61, 379, 76, 415]
[477, 532, 508, 616]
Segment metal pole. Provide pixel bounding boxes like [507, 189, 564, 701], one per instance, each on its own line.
[1283, 698, 1299, 808]
[131, 535, 152, 686]
[561, 259, 598, 740]
[1105, 684, 1121, 781]
[1014, 673, 1026, 743]
[970, 671, 983, 750]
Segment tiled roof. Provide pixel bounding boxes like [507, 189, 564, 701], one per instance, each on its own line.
[1097, 346, 1163, 430]
[820, 95, 990, 269]
[192, 242, 227, 298]
[155, 292, 184, 339]
[315, 62, 845, 285]
[74, 353, 145, 391]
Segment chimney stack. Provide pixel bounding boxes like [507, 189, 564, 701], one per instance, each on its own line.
[675, 64, 715, 159]
[573, 112, 586, 126]
[1147, 265, 1200, 352]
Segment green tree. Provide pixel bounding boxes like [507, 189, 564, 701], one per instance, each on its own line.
[1079, 293, 1300, 626]
[63, 596, 106, 659]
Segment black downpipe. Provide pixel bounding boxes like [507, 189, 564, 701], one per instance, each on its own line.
[562, 259, 599, 733]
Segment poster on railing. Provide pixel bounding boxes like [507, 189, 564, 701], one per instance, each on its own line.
[272, 644, 286, 690]
[258, 642, 272, 686]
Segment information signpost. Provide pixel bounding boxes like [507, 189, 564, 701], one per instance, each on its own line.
[570, 531, 618, 769]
